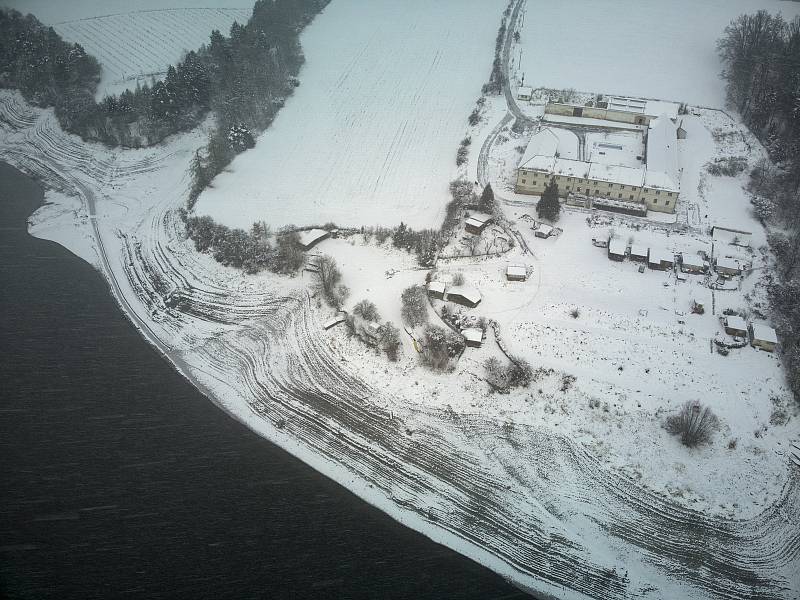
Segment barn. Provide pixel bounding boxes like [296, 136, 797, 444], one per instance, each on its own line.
[750, 324, 778, 352]
[608, 238, 627, 261]
[724, 315, 748, 338]
[447, 286, 481, 308]
[462, 327, 483, 348]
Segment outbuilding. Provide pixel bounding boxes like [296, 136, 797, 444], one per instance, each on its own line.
[648, 248, 674, 271]
[630, 243, 649, 262]
[716, 257, 741, 276]
[506, 264, 527, 281]
[465, 212, 493, 235]
[608, 238, 627, 261]
[462, 327, 484, 348]
[724, 315, 748, 338]
[750, 324, 778, 352]
[517, 86, 533, 101]
[427, 281, 447, 300]
[296, 228, 330, 250]
[446, 285, 482, 308]
[323, 315, 346, 330]
[535, 223, 554, 239]
[680, 253, 706, 274]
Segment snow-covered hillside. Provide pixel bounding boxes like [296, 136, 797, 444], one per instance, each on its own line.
[193, 0, 504, 231]
[510, 0, 800, 107]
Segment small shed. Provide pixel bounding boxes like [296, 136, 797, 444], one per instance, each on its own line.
[648, 248, 674, 271]
[297, 228, 330, 250]
[465, 212, 493, 235]
[447, 285, 481, 308]
[462, 327, 483, 348]
[608, 238, 627, 261]
[750, 324, 778, 352]
[630, 243, 649, 262]
[724, 315, 748, 338]
[517, 86, 533, 101]
[681, 253, 706, 274]
[427, 281, 447, 300]
[506, 264, 527, 281]
[535, 223, 554, 238]
[716, 257, 741, 276]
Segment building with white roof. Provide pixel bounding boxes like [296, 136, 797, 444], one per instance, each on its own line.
[462, 327, 484, 347]
[608, 238, 627, 261]
[629, 243, 648, 262]
[296, 228, 330, 250]
[446, 286, 481, 308]
[517, 86, 533, 101]
[515, 110, 680, 214]
[648, 248, 674, 270]
[506, 265, 527, 281]
[724, 315, 748, 337]
[750, 324, 778, 352]
[715, 257, 741, 276]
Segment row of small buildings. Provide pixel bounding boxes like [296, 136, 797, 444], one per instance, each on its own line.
[607, 241, 746, 276]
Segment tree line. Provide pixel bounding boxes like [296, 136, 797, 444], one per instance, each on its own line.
[718, 11, 800, 397]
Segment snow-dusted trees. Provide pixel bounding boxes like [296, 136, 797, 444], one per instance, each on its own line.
[665, 401, 720, 447]
[353, 300, 380, 322]
[479, 183, 496, 214]
[537, 178, 561, 222]
[378, 322, 401, 361]
[484, 356, 533, 393]
[316, 255, 348, 308]
[420, 325, 465, 371]
[401, 285, 429, 327]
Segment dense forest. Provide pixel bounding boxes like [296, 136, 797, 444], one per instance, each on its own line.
[718, 10, 800, 396]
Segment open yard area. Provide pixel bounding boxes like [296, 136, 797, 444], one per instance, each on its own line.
[511, 0, 800, 107]
[194, 0, 504, 231]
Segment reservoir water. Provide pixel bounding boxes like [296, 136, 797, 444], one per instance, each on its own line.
[0, 163, 529, 599]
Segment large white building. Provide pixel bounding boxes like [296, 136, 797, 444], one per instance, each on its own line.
[515, 100, 681, 214]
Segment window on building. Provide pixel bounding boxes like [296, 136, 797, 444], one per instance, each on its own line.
[654, 199, 658, 204]
[621, 185, 625, 190]
[594, 189, 599, 194]
[665, 200, 670, 206]
[606, 191, 611, 196]
[667, 192, 673, 197]
[609, 184, 614, 189]
[655, 190, 660, 195]
[566, 186, 571, 191]
[618, 193, 622, 198]
[629, 195, 634, 200]
[521, 179, 526, 184]
[577, 188, 581, 193]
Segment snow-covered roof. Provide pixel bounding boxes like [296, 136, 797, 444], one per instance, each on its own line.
[507, 265, 527, 278]
[606, 96, 679, 120]
[465, 217, 487, 230]
[467, 212, 493, 224]
[644, 100, 679, 120]
[428, 281, 446, 295]
[447, 285, 481, 305]
[588, 162, 644, 187]
[716, 257, 740, 271]
[519, 128, 560, 168]
[606, 96, 647, 113]
[608, 238, 626, 255]
[630, 243, 648, 258]
[462, 327, 483, 343]
[517, 86, 533, 97]
[681, 253, 705, 268]
[648, 248, 674, 264]
[751, 323, 778, 344]
[297, 228, 329, 248]
[536, 223, 554, 235]
[644, 116, 679, 191]
[323, 315, 345, 330]
[725, 315, 747, 331]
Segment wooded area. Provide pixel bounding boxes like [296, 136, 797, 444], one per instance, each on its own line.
[718, 10, 800, 396]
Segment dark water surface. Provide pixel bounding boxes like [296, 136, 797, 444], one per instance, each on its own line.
[0, 163, 530, 600]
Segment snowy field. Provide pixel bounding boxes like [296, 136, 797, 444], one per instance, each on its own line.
[194, 0, 504, 231]
[511, 0, 800, 107]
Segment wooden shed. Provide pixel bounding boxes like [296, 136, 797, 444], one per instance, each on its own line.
[462, 327, 483, 348]
[608, 238, 627, 261]
[630, 243, 649, 262]
[427, 281, 447, 300]
[446, 285, 482, 308]
[724, 315, 748, 338]
[648, 248, 674, 271]
[750, 324, 778, 352]
[680, 253, 706, 274]
[465, 212, 493, 235]
[535, 223, 554, 239]
[506, 264, 527, 281]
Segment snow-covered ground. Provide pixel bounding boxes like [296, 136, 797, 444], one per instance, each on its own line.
[194, 0, 504, 231]
[509, 0, 800, 107]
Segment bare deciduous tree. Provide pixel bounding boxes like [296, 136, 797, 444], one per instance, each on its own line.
[665, 401, 720, 447]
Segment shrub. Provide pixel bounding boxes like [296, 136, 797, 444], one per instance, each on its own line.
[353, 299, 380, 322]
[421, 325, 464, 371]
[452, 272, 466, 286]
[401, 285, 429, 327]
[456, 145, 469, 166]
[316, 256, 348, 308]
[706, 156, 747, 176]
[378, 321, 401, 361]
[570, 307, 580, 319]
[483, 356, 533, 393]
[665, 401, 719, 447]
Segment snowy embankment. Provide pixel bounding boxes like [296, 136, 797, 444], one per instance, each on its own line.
[509, 0, 800, 107]
[193, 0, 504, 231]
[3, 84, 800, 599]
